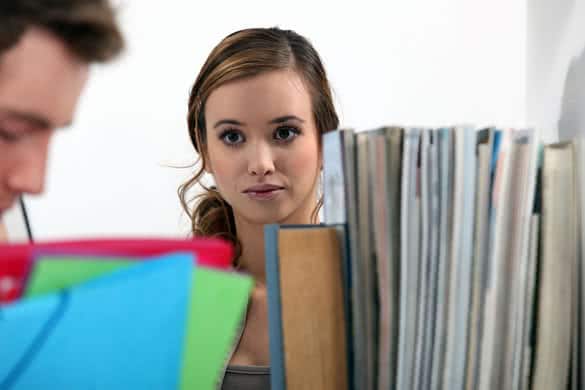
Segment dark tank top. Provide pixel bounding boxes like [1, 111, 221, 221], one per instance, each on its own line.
[221, 365, 270, 390]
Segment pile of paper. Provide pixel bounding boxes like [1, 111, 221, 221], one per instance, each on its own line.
[0, 238, 253, 389]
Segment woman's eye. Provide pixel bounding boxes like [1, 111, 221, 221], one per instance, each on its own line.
[274, 126, 300, 142]
[220, 130, 244, 145]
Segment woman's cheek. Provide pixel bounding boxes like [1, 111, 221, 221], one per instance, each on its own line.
[209, 154, 237, 188]
[288, 142, 319, 180]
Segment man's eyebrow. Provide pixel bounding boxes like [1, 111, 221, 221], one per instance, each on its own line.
[213, 119, 246, 129]
[269, 115, 305, 124]
[0, 109, 59, 129]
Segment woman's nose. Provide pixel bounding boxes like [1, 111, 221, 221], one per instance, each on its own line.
[247, 142, 275, 177]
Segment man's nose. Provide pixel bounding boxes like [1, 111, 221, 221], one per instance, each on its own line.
[6, 134, 51, 196]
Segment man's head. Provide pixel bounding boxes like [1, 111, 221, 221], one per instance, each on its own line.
[0, 1, 124, 216]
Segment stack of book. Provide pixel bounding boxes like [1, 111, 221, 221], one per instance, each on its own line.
[266, 126, 584, 390]
[0, 238, 252, 389]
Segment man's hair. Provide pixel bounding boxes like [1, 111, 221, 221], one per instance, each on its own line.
[0, 0, 124, 62]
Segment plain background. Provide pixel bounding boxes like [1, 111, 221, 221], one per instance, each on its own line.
[22, 0, 535, 240]
[526, 0, 585, 142]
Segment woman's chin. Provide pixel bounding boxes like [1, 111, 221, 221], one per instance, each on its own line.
[238, 208, 294, 226]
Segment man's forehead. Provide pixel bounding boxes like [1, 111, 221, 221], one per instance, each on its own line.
[0, 28, 88, 130]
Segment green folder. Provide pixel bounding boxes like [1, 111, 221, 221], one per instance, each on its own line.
[25, 257, 134, 297]
[24, 255, 253, 390]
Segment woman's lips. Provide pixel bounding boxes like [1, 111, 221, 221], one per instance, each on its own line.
[243, 185, 284, 200]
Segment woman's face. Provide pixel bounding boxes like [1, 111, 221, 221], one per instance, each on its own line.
[204, 69, 321, 225]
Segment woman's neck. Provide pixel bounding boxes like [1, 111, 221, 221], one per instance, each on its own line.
[234, 217, 267, 283]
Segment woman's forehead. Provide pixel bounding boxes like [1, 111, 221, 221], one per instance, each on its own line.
[205, 69, 312, 125]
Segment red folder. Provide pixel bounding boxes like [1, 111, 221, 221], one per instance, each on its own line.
[0, 238, 234, 303]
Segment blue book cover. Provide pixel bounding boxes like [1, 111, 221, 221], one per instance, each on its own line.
[265, 224, 285, 390]
[265, 223, 352, 390]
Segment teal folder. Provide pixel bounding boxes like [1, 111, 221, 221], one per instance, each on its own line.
[0, 253, 193, 389]
[21, 254, 253, 390]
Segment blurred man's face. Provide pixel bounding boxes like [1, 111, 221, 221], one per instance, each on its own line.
[0, 27, 89, 218]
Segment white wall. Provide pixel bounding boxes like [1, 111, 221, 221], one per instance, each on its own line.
[25, 0, 527, 240]
[526, 0, 585, 142]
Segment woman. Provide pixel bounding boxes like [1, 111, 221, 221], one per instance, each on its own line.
[179, 27, 339, 389]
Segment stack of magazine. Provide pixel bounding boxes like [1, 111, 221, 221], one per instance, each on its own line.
[320, 126, 583, 390]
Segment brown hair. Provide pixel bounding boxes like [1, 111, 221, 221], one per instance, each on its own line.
[179, 27, 339, 263]
[0, 0, 124, 62]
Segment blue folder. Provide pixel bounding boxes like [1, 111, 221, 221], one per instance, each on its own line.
[0, 252, 194, 389]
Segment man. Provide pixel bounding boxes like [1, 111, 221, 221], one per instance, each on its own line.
[0, 1, 124, 229]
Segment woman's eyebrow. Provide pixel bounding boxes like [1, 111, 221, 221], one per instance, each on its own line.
[213, 116, 305, 129]
[213, 119, 246, 129]
[269, 115, 305, 124]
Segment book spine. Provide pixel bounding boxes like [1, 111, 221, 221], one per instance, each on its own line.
[265, 224, 286, 390]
